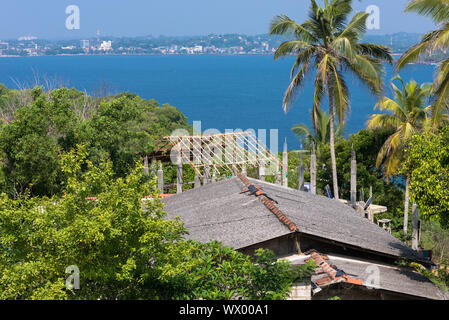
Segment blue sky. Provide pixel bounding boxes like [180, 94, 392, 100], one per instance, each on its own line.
[0, 0, 436, 40]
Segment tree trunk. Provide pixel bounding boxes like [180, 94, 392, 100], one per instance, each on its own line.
[411, 203, 419, 250]
[328, 79, 339, 200]
[404, 174, 410, 236]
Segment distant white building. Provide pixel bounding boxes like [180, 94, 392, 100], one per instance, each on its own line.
[99, 40, 112, 51]
[193, 45, 203, 53]
[80, 40, 90, 49]
[18, 36, 37, 41]
[262, 42, 269, 51]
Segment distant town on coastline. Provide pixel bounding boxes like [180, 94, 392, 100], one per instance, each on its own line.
[0, 32, 446, 63]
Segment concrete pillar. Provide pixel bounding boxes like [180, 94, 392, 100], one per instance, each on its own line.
[150, 157, 156, 176]
[241, 163, 247, 176]
[194, 174, 201, 189]
[157, 162, 164, 192]
[282, 138, 288, 187]
[259, 161, 265, 181]
[350, 149, 357, 206]
[212, 168, 217, 183]
[176, 154, 183, 194]
[298, 153, 305, 191]
[232, 136, 237, 176]
[275, 166, 281, 185]
[412, 203, 419, 250]
[143, 155, 149, 176]
[310, 144, 317, 195]
[204, 163, 211, 184]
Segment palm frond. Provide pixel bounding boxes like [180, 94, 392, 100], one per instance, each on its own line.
[269, 15, 318, 42]
[330, 65, 349, 123]
[406, 0, 449, 24]
[395, 32, 436, 71]
[357, 43, 393, 64]
[336, 11, 368, 41]
[312, 74, 325, 129]
[282, 62, 311, 113]
[347, 54, 384, 95]
[274, 40, 313, 60]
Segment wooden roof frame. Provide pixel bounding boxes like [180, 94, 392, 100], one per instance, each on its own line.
[160, 131, 282, 177]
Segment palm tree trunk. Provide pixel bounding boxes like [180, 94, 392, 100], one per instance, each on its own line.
[404, 174, 410, 236]
[328, 79, 339, 200]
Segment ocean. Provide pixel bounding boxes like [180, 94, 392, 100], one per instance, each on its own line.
[0, 55, 436, 149]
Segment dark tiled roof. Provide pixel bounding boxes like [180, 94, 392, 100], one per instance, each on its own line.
[288, 252, 448, 300]
[162, 176, 423, 261]
[325, 255, 447, 300]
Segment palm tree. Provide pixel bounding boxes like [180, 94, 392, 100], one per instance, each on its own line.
[292, 108, 344, 151]
[396, 0, 449, 129]
[270, 0, 392, 199]
[367, 76, 431, 236]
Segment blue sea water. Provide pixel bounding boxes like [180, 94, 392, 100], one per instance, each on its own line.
[0, 55, 436, 149]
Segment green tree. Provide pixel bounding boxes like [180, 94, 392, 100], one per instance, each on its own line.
[397, 0, 449, 129]
[420, 221, 449, 264]
[270, 0, 392, 199]
[162, 241, 316, 300]
[0, 86, 191, 197]
[316, 128, 405, 232]
[367, 76, 431, 235]
[292, 108, 344, 153]
[87, 93, 190, 178]
[403, 127, 449, 229]
[0, 87, 86, 197]
[0, 146, 313, 300]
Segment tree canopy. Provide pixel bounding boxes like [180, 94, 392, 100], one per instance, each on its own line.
[403, 127, 449, 229]
[0, 86, 191, 198]
[0, 146, 315, 300]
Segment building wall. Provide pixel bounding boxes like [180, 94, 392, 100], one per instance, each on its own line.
[312, 283, 421, 300]
[237, 233, 425, 300]
[239, 234, 298, 257]
[288, 282, 312, 300]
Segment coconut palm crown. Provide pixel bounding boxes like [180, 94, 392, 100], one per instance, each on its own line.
[367, 76, 431, 177]
[367, 76, 431, 236]
[396, 0, 449, 128]
[270, 0, 392, 199]
[292, 109, 344, 150]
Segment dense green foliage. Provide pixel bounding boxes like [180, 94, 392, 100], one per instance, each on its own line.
[279, 128, 406, 234]
[403, 127, 449, 229]
[420, 221, 449, 263]
[0, 147, 314, 300]
[0, 86, 190, 197]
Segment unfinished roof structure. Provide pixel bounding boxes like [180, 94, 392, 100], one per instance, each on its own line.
[162, 175, 448, 300]
[152, 131, 281, 177]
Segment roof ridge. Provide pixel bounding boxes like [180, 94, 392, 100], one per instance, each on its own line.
[237, 173, 299, 232]
[305, 249, 363, 288]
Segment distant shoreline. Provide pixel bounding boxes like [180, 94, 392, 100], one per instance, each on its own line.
[0, 52, 276, 58]
[0, 53, 440, 65]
